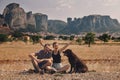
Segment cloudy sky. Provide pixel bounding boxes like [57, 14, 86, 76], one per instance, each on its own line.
[0, 0, 120, 22]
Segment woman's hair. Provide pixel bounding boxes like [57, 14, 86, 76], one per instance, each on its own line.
[52, 42, 57, 47]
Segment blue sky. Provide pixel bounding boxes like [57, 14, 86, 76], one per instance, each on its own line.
[0, 0, 120, 22]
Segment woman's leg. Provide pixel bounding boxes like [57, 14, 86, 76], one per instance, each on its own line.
[57, 64, 69, 72]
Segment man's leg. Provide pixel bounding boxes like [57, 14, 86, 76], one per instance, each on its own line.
[31, 59, 41, 73]
[41, 60, 52, 69]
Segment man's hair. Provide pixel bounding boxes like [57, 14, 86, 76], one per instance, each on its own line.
[44, 44, 50, 48]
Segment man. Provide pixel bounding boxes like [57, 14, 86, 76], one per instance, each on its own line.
[29, 44, 56, 74]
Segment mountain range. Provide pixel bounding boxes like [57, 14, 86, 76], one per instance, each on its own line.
[0, 3, 120, 34]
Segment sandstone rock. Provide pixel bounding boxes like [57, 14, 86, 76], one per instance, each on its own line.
[63, 15, 120, 34]
[48, 20, 67, 33]
[26, 11, 36, 27]
[0, 14, 5, 26]
[3, 3, 26, 30]
[34, 13, 48, 32]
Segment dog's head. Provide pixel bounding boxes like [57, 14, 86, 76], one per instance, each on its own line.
[63, 49, 73, 57]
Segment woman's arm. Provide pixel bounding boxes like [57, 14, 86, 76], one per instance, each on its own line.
[59, 41, 72, 53]
[59, 38, 77, 53]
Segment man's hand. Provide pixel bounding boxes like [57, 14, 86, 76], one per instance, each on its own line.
[39, 38, 42, 42]
[39, 38, 44, 47]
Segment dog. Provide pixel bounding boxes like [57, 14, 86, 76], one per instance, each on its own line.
[63, 49, 88, 73]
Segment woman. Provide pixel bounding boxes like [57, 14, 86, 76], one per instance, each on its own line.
[39, 39, 74, 72]
[52, 42, 71, 72]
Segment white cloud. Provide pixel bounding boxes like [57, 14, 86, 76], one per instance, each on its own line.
[56, 0, 74, 10]
[98, 0, 120, 6]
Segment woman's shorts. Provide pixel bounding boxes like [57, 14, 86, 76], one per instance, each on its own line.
[52, 63, 63, 70]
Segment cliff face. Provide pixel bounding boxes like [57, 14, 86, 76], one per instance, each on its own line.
[3, 3, 27, 30]
[61, 15, 120, 34]
[26, 11, 36, 27]
[1, 3, 120, 34]
[34, 13, 48, 32]
[0, 14, 5, 26]
[1, 3, 48, 33]
[48, 20, 67, 33]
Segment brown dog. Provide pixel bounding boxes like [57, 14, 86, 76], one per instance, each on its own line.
[63, 49, 88, 73]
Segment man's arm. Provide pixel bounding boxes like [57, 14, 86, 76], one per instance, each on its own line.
[39, 39, 44, 47]
[29, 53, 43, 63]
[39, 39, 53, 51]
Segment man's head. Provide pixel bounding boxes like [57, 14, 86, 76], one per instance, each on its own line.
[44, 44, 50, 51]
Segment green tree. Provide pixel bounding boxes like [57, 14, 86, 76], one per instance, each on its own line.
[76, 38, 82, 45]
[12, 31, 23, 38]
[98, 34, 111, 43]
[59, 36, 69, 40]
[84, 32, 95, 47]
[0, 34, 8, 42]
[44, 35, 56, 40]
[70, 35, 75, 40]
[30, 35, 42, 44]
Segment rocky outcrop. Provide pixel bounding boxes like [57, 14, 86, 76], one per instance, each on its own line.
[61, 15, 120, 34]
[1, 3, 48, 33]
[26, 11, 36, 27]
[0, 14, 5, 26]
[48, 20, 67, 33]
[3, 3, 26, 30]
[1, 3, 120, 34]
[34, 13, 48, 32]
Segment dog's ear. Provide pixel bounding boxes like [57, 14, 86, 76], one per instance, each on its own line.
[67, 49, 72, 53]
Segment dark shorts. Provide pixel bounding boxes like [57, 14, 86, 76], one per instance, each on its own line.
[38, 60, 48, 68]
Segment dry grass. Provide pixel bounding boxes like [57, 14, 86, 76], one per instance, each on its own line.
[0, 40, 120, 72]
[0, 40, 120, 60]
[0, 40, 120, 80]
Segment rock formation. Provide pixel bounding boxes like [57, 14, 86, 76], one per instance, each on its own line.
[34, 13, 48, 32]
[48, 20, 67, 33]
[26, 11, 36, 27]
[61, 15, 120, 34]
[0, 14, 5, 26]
[3, 3, 27, 30]
[0, 3, 120, 34]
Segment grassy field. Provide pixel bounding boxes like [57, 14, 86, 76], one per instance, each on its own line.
[0, 40, 120, 80]
[0, 40, 120, 60]
[0, 41, 120, 71]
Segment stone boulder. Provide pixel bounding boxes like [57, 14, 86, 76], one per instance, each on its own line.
[34, 13, 48, 32]
[26, 11, 36, 27]
[0, 14, 5, 26]
[3, 3, 26, 30]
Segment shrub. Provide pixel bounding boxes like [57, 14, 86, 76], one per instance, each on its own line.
[30, 35, 42, 44]
[44, 35, 56, 40]
[0, 34, 8, 42]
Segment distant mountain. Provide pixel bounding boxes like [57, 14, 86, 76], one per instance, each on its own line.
[0, 3, 120, 34]
[1, 3, 48, 32]
[48, 20, 67, 34]
[60, 15, 120, 34]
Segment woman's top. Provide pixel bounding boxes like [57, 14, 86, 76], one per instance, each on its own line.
[52, 51, 61, 63]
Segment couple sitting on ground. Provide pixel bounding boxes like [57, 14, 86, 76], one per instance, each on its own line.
[29, 39, 73, 74]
